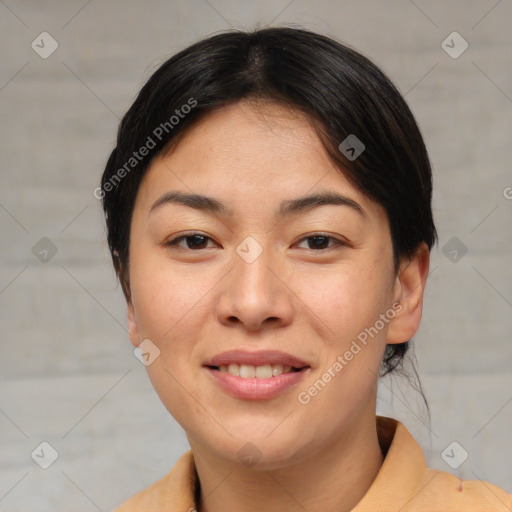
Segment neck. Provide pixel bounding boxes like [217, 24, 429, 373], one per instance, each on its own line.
[191, 411, 384, 512]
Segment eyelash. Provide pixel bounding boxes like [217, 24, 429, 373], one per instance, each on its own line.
[165, 232, 346, 251]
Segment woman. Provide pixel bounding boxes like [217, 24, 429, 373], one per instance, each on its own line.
[100, 27, 511, 512]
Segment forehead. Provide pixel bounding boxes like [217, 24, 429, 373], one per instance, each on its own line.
[155, 100, 334, 183]
[135, 99, 384, 222]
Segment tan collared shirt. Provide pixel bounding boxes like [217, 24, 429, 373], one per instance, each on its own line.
[115, 416, 511, 511]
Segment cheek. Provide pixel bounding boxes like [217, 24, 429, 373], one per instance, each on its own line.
[292, 266, 392, 431]
[129, 254, 214, 426]
[296, 262, 393, 344]
[129, 243, 211, 340]
[128, 245, 225, 408]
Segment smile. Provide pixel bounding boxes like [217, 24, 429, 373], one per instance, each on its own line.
[205, 364, 310, 400]
[213, 363, 302, 379]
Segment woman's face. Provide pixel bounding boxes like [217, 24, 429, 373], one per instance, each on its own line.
[126, 100, 408, 468]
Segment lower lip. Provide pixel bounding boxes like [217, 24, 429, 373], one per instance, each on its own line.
[204, 367, 309, 400]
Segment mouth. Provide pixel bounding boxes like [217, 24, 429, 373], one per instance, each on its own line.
[203, 350, 311, 400]
[206, 363, 308, 379]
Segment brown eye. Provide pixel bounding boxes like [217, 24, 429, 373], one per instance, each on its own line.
[166, 233, 215, 250]
[296, 234, 344, 251]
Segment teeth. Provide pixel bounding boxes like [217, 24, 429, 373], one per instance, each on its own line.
[272, 364, 283, 376]
[240, 364, 255, 378]
[255, 364, 272, 378]
[218, 363, 296, 378]
[227, 363, 239, 376]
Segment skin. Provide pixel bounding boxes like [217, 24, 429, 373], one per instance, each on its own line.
[125, 99, 430, 512]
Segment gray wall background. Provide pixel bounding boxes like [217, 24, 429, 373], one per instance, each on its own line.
[1, 1, 511, 510]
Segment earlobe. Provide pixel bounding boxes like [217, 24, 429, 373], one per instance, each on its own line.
[127, 301, 141, 348]
[387, 242, 430, 344]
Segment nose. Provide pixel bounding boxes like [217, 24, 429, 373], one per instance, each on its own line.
[215, 245, 295, 332]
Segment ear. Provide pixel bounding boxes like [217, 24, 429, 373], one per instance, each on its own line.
[387, 242, 430, 344]
[127, 300, 141, 348]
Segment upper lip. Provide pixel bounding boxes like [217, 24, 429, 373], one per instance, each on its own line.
[204, 350, 310, 368]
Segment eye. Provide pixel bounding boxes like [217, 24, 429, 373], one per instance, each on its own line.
[295, 234, 346, 251]
[165, 232, 346, 251]
[165, 232, 217, 250]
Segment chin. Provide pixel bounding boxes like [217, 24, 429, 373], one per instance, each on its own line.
[190, 422, 318, 471]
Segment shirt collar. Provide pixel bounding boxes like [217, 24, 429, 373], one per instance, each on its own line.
[352, 415, 428, 510]
[168, 415, 427, 512]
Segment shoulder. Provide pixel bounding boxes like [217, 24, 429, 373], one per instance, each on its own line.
[113, 472, 173, 512]
[113, 450, 197, 512]
[409, 467, 512, 511]
[365, 417, 512, 512]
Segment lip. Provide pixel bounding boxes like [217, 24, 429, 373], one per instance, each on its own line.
[204, 349, 310, 368]
[203, 350, 311, 401]
[205, 366, 310, 400]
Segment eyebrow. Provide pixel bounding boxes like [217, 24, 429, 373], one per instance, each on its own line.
[149, 190, 365, 218]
